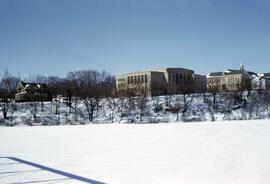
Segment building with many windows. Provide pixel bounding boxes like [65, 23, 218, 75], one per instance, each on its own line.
[116, 68, 206, 96]
[207, 65, 253, 92]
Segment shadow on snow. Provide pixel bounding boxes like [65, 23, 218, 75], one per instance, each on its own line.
[0, 157, 105, 184]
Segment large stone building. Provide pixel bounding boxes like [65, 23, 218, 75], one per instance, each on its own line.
[207, 65, 253, 92]
[116, 68, 206, 96]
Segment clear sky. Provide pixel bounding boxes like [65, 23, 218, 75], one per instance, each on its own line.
[1, 0, 270, 78]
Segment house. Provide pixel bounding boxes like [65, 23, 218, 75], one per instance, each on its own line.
[207, 64, 253, 92]
[252, 73, 270, 91]
[15, 81, 52, 102]
[116, 68, 206, 96]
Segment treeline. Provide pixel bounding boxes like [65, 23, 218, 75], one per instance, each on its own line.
[0, 69, 155, 125]
[0, 70, 116, 124]
[1, 69, 270, 125]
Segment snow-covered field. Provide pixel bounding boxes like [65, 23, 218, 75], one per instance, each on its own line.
[1, 120, 270, 184]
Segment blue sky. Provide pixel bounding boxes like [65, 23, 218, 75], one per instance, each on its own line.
[1, 0, 270, 78]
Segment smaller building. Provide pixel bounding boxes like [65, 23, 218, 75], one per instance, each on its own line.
[15, 81, 52, 102]
[252, 73, 270, 91]
[207, 65, 252, 92]
[262, 73, 270, 90]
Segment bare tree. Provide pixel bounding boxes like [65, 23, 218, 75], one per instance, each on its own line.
[116, 85, 135, 122]
[102, 74, 118, 123]
[119, 84, 136, 115]
[151, 82, 167, 113]
[236, 77, 252, 99]
[106, 95, 118, 123]
[63, 77, 77, 114]
[208, 82, 220, 105]
[29, 101, 38, 123]
[46, 76, 65, 123]
[0, 71, 20, 120]
[165, 92, 173, 110]
[263, 90, 270, 118]
[66, 72, 84, 123]
[46, 76, 63, 98]
[246, 91, 265, 120]
[136, 87, 148, 122]
[222, 92, 234, 120]
[26, 74, 47, 83]
[172, 96, 184, 121]
[9, 103, 17, 124]
[69, 70, 113, 123]
[205, 98, 215, 121]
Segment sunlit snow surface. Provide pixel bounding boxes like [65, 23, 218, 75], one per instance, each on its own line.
[1, 120, 270, 184]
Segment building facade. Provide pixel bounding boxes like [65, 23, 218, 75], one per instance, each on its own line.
[194, 74, 207, 93]
[252, 73, 270, 91]
[207, 65, 252, 92]
[116, 68, 206, 96]
[262, 73, 270, 90]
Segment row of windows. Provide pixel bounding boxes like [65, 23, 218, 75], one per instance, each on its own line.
[209, 83, 239, 90]
[128, 75, 148, 84]
[208, 78, 221, 83]
[169, 73, 191, 84]
[228, 77, 240, 82]
[208, 77, 240, 84]
[227, 84, 237, 89]
[118, 83, 126, 88]
[195, 78, 205, 84]
[118, 78, 125, 82]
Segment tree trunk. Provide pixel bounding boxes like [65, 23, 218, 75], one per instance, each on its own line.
[3, 102, 7, 119]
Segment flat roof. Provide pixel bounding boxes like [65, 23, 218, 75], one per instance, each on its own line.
[117, 67, 194, 77]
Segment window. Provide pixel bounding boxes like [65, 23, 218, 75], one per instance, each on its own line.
[141, 75, 144, 83]
[180, 73, 183, 80]
[138, 75, 141, 83]
[128, 77, 130, 84]
[176, 73, 179, 84]
[131, 76, 134, 83]
[145, 75, 148, 83]
[134, 76, 137, 84]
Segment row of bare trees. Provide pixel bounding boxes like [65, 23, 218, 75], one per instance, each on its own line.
[0, 70, 116, 124]
[1, 69, 270, 124]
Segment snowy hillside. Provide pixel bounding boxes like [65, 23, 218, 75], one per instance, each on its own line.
[1, 120, 270, 184]
[1, 92, 270, 126]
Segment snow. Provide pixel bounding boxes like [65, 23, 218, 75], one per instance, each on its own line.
[1, 120, 270, 184]
[2, 92, 269, 127]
